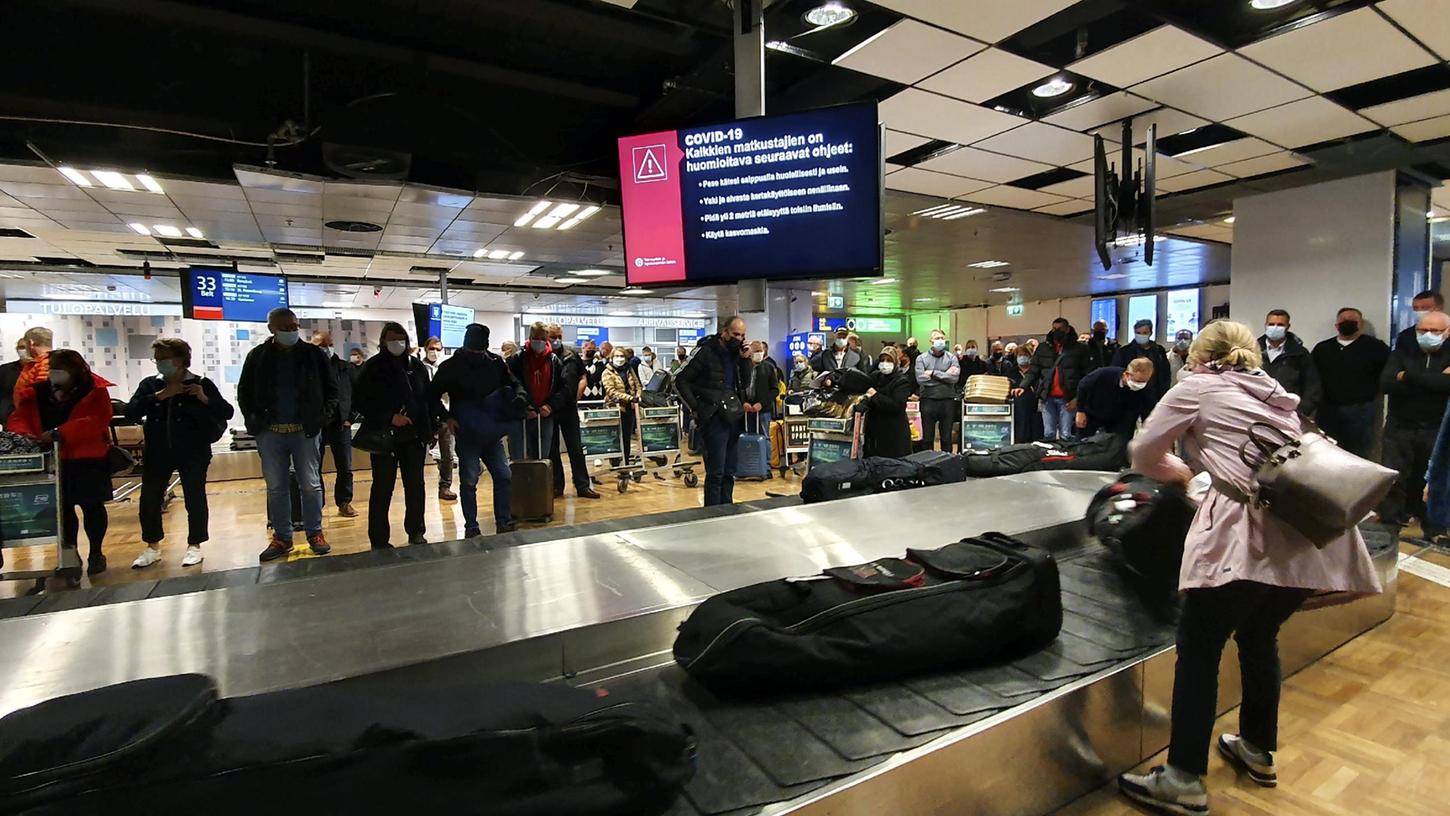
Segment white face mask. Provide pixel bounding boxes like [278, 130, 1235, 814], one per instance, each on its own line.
[795, 362, 808, 371]
[879, 362, 895, 374]
[386, 339, 407, 356]
[612, 356, 627, 367]
[16, 347, 30, 362]
[1125, 379, 1148, 391]
[321, 346, 335, 358]
[48, 369, 71, 388]
[643, 354, 654, 363]
[426, 349, 440, 362]
[752, 351, 764, 363]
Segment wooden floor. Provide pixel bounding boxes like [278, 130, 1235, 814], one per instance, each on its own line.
[1056, 562, 1450, 816]
[0, 458, 786, 598]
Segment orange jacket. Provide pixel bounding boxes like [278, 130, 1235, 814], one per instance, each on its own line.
[13, 353, 49, 404]
[9, 373, 114, 460]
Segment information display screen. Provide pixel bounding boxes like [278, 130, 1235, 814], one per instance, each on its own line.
[1127, 294, 1158, 339]
[962, 420, 1012, 451]
[639, 422, 680, 454]
[1165, 288, 1200, 339]
[0, 482, 58, 544]
[618, 102, 882, 286]
[580, 424, 623, 457]
[411, 303, 476, 348]
[182, 267, 288, 323]
[1090, 298, 1119, 338]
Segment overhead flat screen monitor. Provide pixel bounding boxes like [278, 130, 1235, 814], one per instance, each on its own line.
[1165, 288, 1200, 338]
[1127, 294, 1158, 338]
[618, 102, 882, 286]
[182, 267, 288, 323]
[1090, 298, 1118, 338]
[411, 303, 475, 348]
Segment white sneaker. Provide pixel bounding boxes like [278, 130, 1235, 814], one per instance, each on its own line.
[1218, 734, 1277, 787]
[1119, 766, 1209, 816]
[131, 547, 162, 569]
[181, 546, 204, 567]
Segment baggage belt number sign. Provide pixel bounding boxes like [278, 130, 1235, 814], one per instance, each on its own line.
[0, 482, 58, 545]
[580, 424, 623, 456]
[639, 422, 680, 453]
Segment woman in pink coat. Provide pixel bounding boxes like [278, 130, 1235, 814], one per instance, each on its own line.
[1118, 320, 1381, 816]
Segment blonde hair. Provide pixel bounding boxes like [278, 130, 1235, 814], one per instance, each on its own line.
[1126, 357, 1154, 377]
[23, 327, 52, 347]
[1188, 320, 1261, 371]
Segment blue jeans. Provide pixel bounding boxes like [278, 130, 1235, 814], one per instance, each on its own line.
[1041, 397, 1074, 441]
[506, 416, 555, 462]
[456, 433, 512, 532]
[699, 413, 742, 506]
[258, 430, 322, 539]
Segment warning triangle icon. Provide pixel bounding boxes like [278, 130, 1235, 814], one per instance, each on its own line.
[634, 145, 668, 182]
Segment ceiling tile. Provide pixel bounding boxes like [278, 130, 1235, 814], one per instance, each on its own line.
[878, 88, 1028, 144]
[917, 48, 1055, 104]
[1359, 88, 1450, 127]
[1224, 97, 1377, 148]
[1169, 137, 1280, 167]
[833, 19, 984, 84]
[1214, 152, 1311, 179]
[1239, 7, 1436, 92]
[1090, 107, 1209, 143]
[883, 129, 932, 158]
[1378, 0, 1450, 60]
[1033, 200, 1094, 217]
[1392, 113, 1450, 142]
[1131, 53, 1313, 121]
[914, 146, 1053, 183]
[1156, 169, 1234, 193]
[1038, 176, 1096, 198]
[1043, 92, 1159, 132]
[870, 0, 1079, 43]
[961, 185, 1068, 211]
[884, 167, 995, 198]
[972, 122, 1099, 165]
[1067, 25, 1222, 88]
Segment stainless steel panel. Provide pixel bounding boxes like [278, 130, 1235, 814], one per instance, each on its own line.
[0, 535, 714, 717]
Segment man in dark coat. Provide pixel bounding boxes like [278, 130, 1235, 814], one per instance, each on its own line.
[1017, 319, 1092, 441]
[1112, 319, 1171, 408]
[676, 315, 752, 506]
[1257, 309, 1321, 418]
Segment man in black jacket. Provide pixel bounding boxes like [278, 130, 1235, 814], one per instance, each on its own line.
[1073, 359, 1154, 445]
[1377, 310, 1450, 535]
[431, 324, 525, 536]
[1112, 319, 1171, 407]
[1312, 307, 1390, 459]
[1016, 319, 1092, 440]
[305, 330, 358, 516]
[546, 323, 601, 500]
[1394, 290, 1443, 352]
[1085, 320, 1119, 370]
[676, 315, 751, 506]
[237, 307, 338, 561]
[0, 338, 23, 427]
[1257, 310, 1321, 418]
[506, 321, 569, 462]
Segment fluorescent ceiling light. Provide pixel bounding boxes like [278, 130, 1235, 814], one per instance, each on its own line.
[1098, 272, 1128, 280]
[152, 224, 182, 238]
[487, 249, 510, 260]
[803, 1, 856, 27]
[988, 286, 1020, 293]
[811, 290, 825, 296]
[58, 167, 92, 187]
[911, 203, 958, 216]
[609, 310, 632, 316]
[473, 249, 487, 258]
[1169, 143, 1220, 158]
[870, 277, 897, 285]
[575, 269, 610, 276]
[514, 200, 551, 228]
[555, 277, 587, 285]
[912, 297, 935, 302]
[185, 227, 203, 239]
[128, 223, 150, 236]
[558, 205, 601, 231]
[625, 288, 654, 295]
[1249, 0, 1297, 9]
[1032, 77, 1073, 98]
[508, 251, 525, 260]
[941, 207, 986, 221]
[136, 174, 165, 194]
[969, 260, 1010, 268]
[545, 203, 580, 219]
[533, 215, 564, 229]
[91, 170, 135, 191]
[1222, 216, 1235, 224]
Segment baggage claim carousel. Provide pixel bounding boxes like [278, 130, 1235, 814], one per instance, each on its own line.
[0, 472, 1397, 815]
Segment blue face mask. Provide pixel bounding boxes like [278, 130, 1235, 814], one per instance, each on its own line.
[931, 339, 947, 352]
[1016, 355, 1031, 366]
[1264, 325, 1286, 341]
[1134, 333, 1152, 345]
[156, 359, 178, 378]
[1418, 331, 1445, 352]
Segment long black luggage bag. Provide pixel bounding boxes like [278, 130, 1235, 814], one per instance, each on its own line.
[800, 451, 973, 504]
[0, 675, 695, 815]
[672, 532, 1062, 695]
[960, 432, 1128, 478]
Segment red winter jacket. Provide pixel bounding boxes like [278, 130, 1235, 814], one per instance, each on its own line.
[9, 373, 114, 460]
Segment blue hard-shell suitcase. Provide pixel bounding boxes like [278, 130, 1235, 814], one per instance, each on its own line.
[734, 414, 772, 480]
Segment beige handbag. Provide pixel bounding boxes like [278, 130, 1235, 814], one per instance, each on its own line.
[1236, 422, 1397, 548]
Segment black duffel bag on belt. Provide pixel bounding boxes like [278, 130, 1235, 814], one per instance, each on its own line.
[672, 532, 1062, 696]
[0, 674, 696, 816]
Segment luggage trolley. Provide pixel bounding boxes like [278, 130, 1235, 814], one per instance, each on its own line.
[579, 407, 626, 478]
[782, 416, 810, 476]
[960, 403, 1015, 450]
[805, 414, 864, 474]
[0, 443, 80, 592]
[617, 405, 699, 492]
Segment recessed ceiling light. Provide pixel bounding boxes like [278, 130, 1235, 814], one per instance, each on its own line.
[969, 260, 1010, 268]
[624, 288, 654, 295]
[1032, 77, 1074, 98]
[912, 297, 935, 303]
[128, 223, 150, 236]
[811, 290, 825, 296]
[803, 1, 856, 28]
[58, 167, 92, 187]
[472, 249, 487, 258]
[487, 249, 510, 260]
[1249, 0, 1297, 9]
[136, 174, 165, 194]
[575, 269, 610, 276]
[91, 170, 135, 191]
[1222, 216, 1235, 224]
[941, 207, 986, 221]
[508, 251, 525, 260]
[152, 224, 182, 238]
[185, 227, 204, 239]
[555, 277, 587, 285]
[911, 204, 957, 216]
[870, 277, 897, 285]
[558, 205, 601, 231]
[514, 200, 551, 228]
[533, 202, 581, 230]
[988, 286, 1020, 293]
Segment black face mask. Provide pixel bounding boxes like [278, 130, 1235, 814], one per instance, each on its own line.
[583, 350, 595, 360]
[1337, 320, 1360, 337]
[725, 337, 743, 352]
[1092, 329, 1106, 340]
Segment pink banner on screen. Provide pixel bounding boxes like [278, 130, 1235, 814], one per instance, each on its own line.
[618, 131, 688, 284]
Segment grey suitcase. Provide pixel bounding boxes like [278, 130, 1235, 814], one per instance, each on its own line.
[512, 420, 554, 523]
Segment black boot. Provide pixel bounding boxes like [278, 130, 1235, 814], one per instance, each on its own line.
[87, 548, 107, 576]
